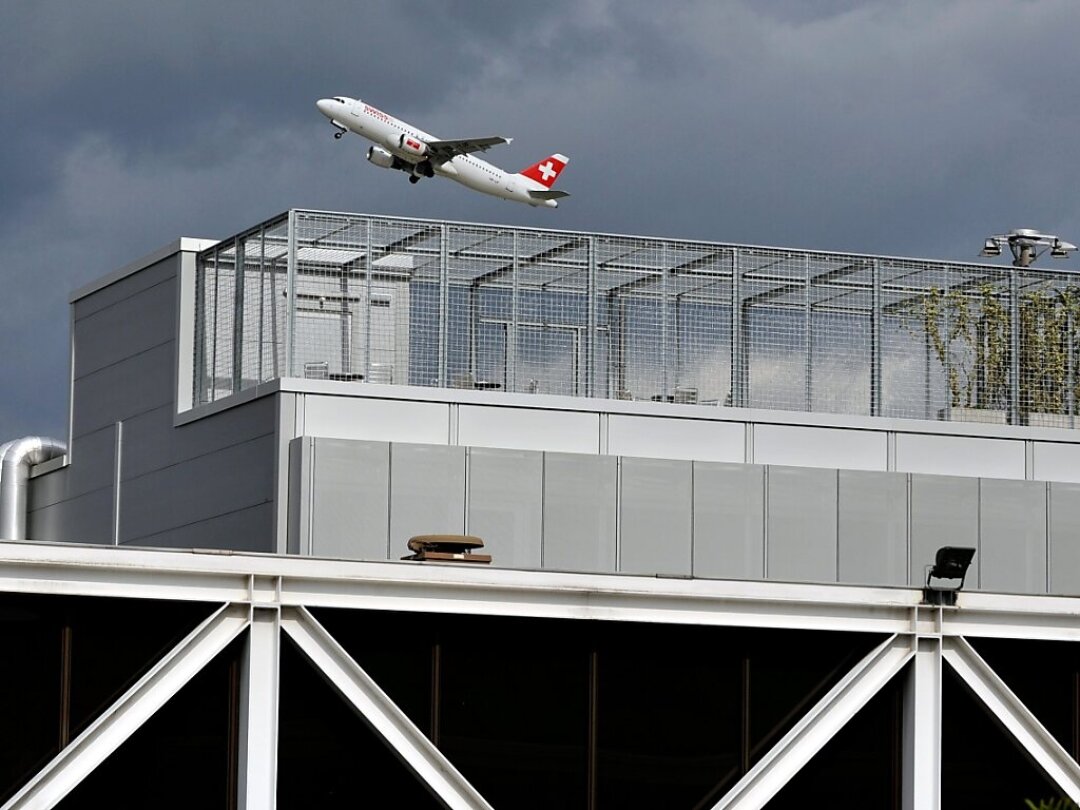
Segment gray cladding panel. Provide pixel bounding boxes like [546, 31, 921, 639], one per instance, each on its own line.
[619, 457, 692, 576]
[542, 453, 616, 573]
[72, 342, 175, 438]
[28, 487, 113, 545]
[979, 479, 1047, 593]
[74, 277, 177, 380]
[838, 470, 907, 586]
[73, 258, 176, 319]
[27, 467, 71, 512]
[389, 444, 465, 555]
[692, 462, 765, 580]
[123, 503, 274, 553]
[121, 398, 277, 481]
[1049, 483, 1080, 595]
[467, 448, 543, 569]
[909, 475, 979, 587]
[766, 466, 838, 583]
[119, 435, 275, 544]
[311, 439, 390, 561]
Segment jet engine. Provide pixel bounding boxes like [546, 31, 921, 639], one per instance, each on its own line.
[366, 146, 398, 169]
[398, 134, 429, 158]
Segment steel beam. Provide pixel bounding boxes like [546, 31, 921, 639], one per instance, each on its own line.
[1, 544, 1080, 642]
[943, 636, 1080, 802]
[712, 633, 914, 809]
[238, 607, 281, 810]
[902, 636, 941, 810]
[280, 606, 494, 810]
[3, 603, 248, 810]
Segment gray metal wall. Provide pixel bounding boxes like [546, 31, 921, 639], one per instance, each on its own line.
[28, 253, 277, 551]
[290, 436, 1080, 595]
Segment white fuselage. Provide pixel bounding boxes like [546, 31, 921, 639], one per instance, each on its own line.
[316, 97, 557, 207]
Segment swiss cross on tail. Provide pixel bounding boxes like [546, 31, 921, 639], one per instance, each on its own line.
[519, 154, 569, 188]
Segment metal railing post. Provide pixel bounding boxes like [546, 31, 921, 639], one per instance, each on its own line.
[438, 224, 449, 387]
[731, 250, 746, 407]
[662, 242, 671, 399]
[509, 231, 519, 392]
[1010, 268, 1021, 425]
[871, 259, 882, 416]
[586, 236, 597, 397]
[286, 211, 297, 379]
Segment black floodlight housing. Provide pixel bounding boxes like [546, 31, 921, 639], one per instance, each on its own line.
[924, 546, 976, 606]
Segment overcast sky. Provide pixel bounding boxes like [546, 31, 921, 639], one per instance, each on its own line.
[1, 0, 1078, 439]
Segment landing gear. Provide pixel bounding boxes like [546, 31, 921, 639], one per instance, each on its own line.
[409, 175, 420, 184]
[333, 131, 344, 140]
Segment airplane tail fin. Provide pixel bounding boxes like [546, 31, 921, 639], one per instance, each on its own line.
[517, 153, 569, 188]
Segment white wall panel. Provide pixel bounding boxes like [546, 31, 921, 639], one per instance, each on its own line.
[894, 433, 1025, 479]
[1031, 442, 1080, 484]
[457, 406, 599, 454]
[606, 415, 743, 462]
[302, 396, 449, 445]
[753, 424, 887, 471]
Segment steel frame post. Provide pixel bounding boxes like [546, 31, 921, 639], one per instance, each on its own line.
[661, 243, 671, 399]
[943, 636, 1080, 802]
[285, 211, 297, 379]
[902, 635, 942, 810]
[238, 607, 280, 810]
[438, 224, 449, 387]
[731, 250, 745, 408]
[871, 259, 882, 416]
[1010, 269, 1021, 425]
[3, 604, 248, 810]
[712, 633, 913, 809]
[364, 218, 372, 382]
[586, 236, 597, 398]
[509, 230, 519, 392]
[804, 254, 812, 411]
[280, 607, 494, 810]
[232, 236, 245, 395]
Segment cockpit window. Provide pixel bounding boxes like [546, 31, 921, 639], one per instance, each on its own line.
[333, 97, 346, 103]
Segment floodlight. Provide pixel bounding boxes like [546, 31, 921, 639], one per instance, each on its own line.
[924, 546, 976, 606]
[982, 229, 1076, 267]
[1051, 239, 1077, 259]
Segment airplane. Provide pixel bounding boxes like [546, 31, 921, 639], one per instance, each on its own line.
[316, 96, 569, 208]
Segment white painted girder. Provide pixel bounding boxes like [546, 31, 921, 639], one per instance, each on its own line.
[279, 606, 495, 810]
[943, 637, 1080, 803]
[902, 638, 942, 810]
[238, 607, 281, 810]
[711, 633, 914, 810]
[2, 603, 248, 810]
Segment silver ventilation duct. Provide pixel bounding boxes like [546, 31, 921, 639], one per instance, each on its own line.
[0, 436, 67, 541]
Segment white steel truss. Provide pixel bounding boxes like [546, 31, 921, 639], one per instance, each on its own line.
[1, 541, 1079, 806]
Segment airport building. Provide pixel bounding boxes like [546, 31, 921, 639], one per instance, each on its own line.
[4, 209, 1080, 807]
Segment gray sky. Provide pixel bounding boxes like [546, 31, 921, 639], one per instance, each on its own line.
[2, 0, 1078, 439]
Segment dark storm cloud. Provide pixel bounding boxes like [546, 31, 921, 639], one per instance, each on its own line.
[1, 0, 1079, 438]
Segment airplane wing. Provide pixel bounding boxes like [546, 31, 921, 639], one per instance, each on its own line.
[426, 136, 512, 161]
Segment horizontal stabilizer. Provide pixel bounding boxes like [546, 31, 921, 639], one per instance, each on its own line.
[527, 189, 570, 201]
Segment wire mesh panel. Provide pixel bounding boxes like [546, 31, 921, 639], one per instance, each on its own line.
[809, 255, 873, 416]
[1017, 269, 1080, 427]
[741, 249, 808, 411]
[188, 209, 1080, 429]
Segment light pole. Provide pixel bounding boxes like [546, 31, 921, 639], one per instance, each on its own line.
[980, 228, 1077, 267]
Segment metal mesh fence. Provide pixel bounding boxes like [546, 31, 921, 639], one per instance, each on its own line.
[192, 210, 1080, 428]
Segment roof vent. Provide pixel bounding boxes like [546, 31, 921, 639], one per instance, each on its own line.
[403, 534, 491, 564]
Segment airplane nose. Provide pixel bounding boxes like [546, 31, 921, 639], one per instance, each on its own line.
[316, 98, 335, 117]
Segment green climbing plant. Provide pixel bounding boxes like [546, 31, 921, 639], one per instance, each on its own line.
[906, 281, 1080, 418]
